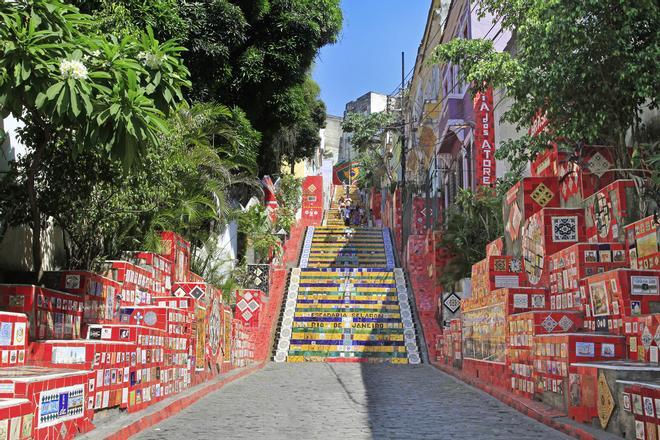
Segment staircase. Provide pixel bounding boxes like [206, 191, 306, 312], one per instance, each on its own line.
[324, 185, 358, 227]
[274, 185, 420, 364]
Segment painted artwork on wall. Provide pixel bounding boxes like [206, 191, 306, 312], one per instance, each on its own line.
[461, 303, 506, 363]
[522, 214, 545, 286]
[589, 281, 611, 317]
[208, 297, 223, 364]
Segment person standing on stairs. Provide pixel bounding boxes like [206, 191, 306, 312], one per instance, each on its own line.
[343, 205, 351, 226]
[350, 205, 361, 226]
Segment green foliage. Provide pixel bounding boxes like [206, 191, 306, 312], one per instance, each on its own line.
[630, 120, 660, 212]
[73, 0, 187, 40]
[342, 111, 396, 154]
[0, 0, 190, 275]
[118, 102, 259, 260]
[341, 111, 397, 190]
[167, 102, 260, 175]
[236, 204, 282, 263]
[0, 1, 190, 166]
[189, 232, 236, 293]
[76, 0, 343, 176]
[430, 39, 521, 93]
[0, 102, 256, 270]
[271, 76, 327, 173]
[354, 148, 393, 190]
[431, 0, 659, 172]
[273, 174, 302, 233]
[276, 174, 302, 212]
[275, 205, 296, 234]
[436, 160, 521, 289]
[438, 187, 504, 289]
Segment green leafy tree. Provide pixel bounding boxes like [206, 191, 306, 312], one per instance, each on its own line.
[144, 103, 260, 251]
[0, 0, 190, 276]
[274, 174, 302, 233]
[72, 0, 188, 40]
[0, 102, 256, 270]
[431, 0, 659, 185]
[76, 0, 343, 176]
[342, 111, 396, 154]
[354, 148, 394, 190]
[342, 111, 397, 189]
[272, 76, 327, 174]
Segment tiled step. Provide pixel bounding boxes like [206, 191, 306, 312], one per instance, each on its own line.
[287, 355, 409, 364]
[306, 263, 389, 267]
[290, 333, 405, 341]
[274, 266, 419, 364]
[290, 321, 405, 329]
[295, 303, 401, 310]
[278, 206, 416, 364]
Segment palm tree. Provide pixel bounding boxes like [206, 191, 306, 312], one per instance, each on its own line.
[143, 102, 260, 268]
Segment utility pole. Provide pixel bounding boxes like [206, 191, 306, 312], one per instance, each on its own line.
[400, 51, 406, 252]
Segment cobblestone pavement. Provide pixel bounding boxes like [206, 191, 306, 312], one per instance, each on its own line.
[135, 363, 573, 440]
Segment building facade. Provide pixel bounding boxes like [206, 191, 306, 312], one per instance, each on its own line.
[306, 115, 343, 175]
[318, 115, 343, 167]
[404, 0, 515, 215]
[404, 0, 446, 191]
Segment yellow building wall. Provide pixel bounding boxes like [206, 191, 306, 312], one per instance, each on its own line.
[281, 160, 308, 178]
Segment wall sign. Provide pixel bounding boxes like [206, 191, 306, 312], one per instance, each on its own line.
[473, 87, 496, 187]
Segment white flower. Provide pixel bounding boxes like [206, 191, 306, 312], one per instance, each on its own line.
[91, 50, 101, 58]
[59, 59, 88, 80]
[137, 51, 164, 69]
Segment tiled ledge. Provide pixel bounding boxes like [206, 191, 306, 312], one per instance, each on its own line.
[77, 363, 264, 439]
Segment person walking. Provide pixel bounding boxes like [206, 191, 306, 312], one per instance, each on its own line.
[350, 205, 360, 226]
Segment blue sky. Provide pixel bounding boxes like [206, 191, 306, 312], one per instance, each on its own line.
[313, 1, 430, 116]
